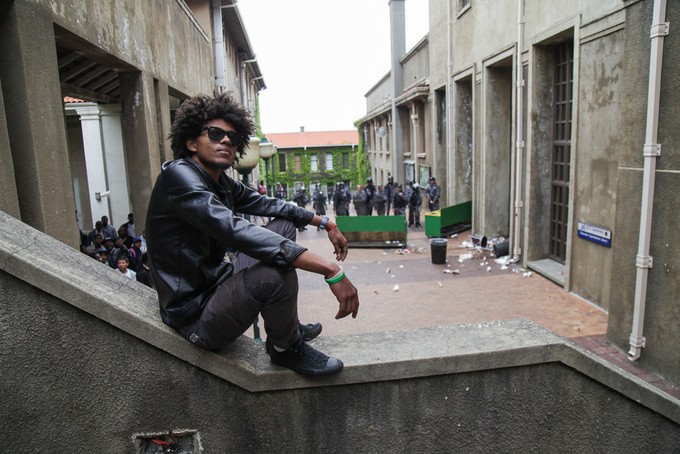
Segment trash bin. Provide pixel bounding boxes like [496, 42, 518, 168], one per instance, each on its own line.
[429, 238, 448, 264]
[493, 240, 510, 257]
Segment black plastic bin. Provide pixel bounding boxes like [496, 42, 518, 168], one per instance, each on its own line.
[493, 240, 510, 257]
[429, 238, 448, 264]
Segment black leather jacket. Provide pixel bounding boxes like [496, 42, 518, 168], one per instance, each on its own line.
[146, 158, 313, 328]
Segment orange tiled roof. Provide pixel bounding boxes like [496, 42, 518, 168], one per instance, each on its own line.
[63, 96, 86, 103]
[264, 130, 358, 149]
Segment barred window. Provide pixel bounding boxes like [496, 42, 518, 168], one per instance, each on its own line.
[294, 154, 302, 172]
[278, 154, 286, 172]
[311, 154, 318, 172]
[326, 153, 334, 170]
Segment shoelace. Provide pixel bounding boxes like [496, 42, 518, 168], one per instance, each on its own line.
[291, 342, 328, 365]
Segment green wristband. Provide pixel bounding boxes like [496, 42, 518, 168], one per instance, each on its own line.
[325, 270, 345, 285]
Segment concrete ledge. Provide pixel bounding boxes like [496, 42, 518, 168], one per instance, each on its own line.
[1, 210, 679, 425]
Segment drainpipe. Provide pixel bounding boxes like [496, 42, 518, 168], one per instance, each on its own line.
[212, 0, 226, 92]
[512, 0, 525, 262]
[446, 0, 453, 204]
[628, 0, 668, 361]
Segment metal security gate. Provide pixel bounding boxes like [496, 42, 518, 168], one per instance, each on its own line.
[549, 42, 573, 263]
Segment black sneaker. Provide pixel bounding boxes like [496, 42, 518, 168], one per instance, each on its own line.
[267, 339, 343, 376]
[300, 322, 322, 341]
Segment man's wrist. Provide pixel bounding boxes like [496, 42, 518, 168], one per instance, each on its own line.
[324, 266, 345, 285]
[320, 215, 337, 231]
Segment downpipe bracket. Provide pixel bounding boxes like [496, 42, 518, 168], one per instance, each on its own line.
[643, 143, 661, 157]
[635, 255, 653, 269]
[650, 21, 669, 39]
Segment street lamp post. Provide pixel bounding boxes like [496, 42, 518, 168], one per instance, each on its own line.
[232, 136, 262, 341]
[233, 137, 261, 206]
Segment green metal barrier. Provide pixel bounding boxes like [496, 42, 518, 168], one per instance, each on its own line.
[335, 215, 407, 247]
[425, 201, 472, 238]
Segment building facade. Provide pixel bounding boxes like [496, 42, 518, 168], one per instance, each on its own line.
[359, 0, 679, 386]
[264, 129, 363, 201]
[0, 0, 265, 244]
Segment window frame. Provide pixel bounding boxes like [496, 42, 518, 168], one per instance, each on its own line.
[457, 0, 471, 17]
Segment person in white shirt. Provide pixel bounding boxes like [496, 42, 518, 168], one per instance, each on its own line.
[116, 256, 136, 280]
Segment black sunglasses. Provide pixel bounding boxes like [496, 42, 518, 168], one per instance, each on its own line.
[200, 126, 242, 146]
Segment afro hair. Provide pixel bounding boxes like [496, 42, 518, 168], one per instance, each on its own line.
[168, 91, 255, 161]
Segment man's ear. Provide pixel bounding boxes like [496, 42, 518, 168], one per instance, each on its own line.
[186, 138, 197, 153]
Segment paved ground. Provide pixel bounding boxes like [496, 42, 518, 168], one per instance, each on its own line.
[245, 215, 680, 398]
[249, 221, 609, 340]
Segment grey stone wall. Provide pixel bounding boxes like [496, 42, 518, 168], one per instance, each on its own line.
[0, 0, 215, 244]
[1, 210, 679, 452]
[2, 271, 679, 452]
[19, 0, 213, 97]
[0, 78, 20, 218]
[607, 0, 680, 387]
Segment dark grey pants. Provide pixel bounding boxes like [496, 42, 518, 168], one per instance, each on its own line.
[179, 219, 301, 351]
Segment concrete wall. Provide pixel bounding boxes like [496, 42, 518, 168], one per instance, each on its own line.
[415, 0, 679, 386]
[0, 0, 215, 245]
[402, 38, 429, 86]
[0, 77, 20, 219]
[22, 0, 214, 97]
[569, 27, 624, 308]
[365, 73, 392, 114]
[0, 2, 79, 246]
[607, 0, 680, 387]
[1, 210, 679, 452]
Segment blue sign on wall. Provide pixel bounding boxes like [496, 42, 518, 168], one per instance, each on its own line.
[577, 222, 612, 247]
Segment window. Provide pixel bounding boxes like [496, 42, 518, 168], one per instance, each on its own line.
[458, 0, 471, 16]
[278, 154, 286, 172]
[310, 154, 318, 172]
[342, 152, 349, 169]
[549, 41, 574, 263]
[294, 154, 302, 172]
[325, 153, 333, 170]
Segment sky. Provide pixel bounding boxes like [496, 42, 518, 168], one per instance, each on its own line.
[237, 1, 429, 134]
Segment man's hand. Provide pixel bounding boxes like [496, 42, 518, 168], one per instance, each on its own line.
[329, 276, 359, 319]
[328, 228, 349, 261]
[291, 250, 360, 320]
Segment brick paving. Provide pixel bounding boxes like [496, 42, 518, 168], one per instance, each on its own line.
[293, 226, 608, 339]
[246, 217, 679, 399]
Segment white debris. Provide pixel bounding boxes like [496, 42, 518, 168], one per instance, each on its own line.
[437, 281, 444, 288]
[393, 285, 400, 292]
[523, 271, 533, 278]
[494, 256, 514, 266]
[486, 266, 492, 272]
[386, 268, 391, 274]
[443, 269, 460, 275]
[458, 253, 473, 263]
[399, 265, 404, 269]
